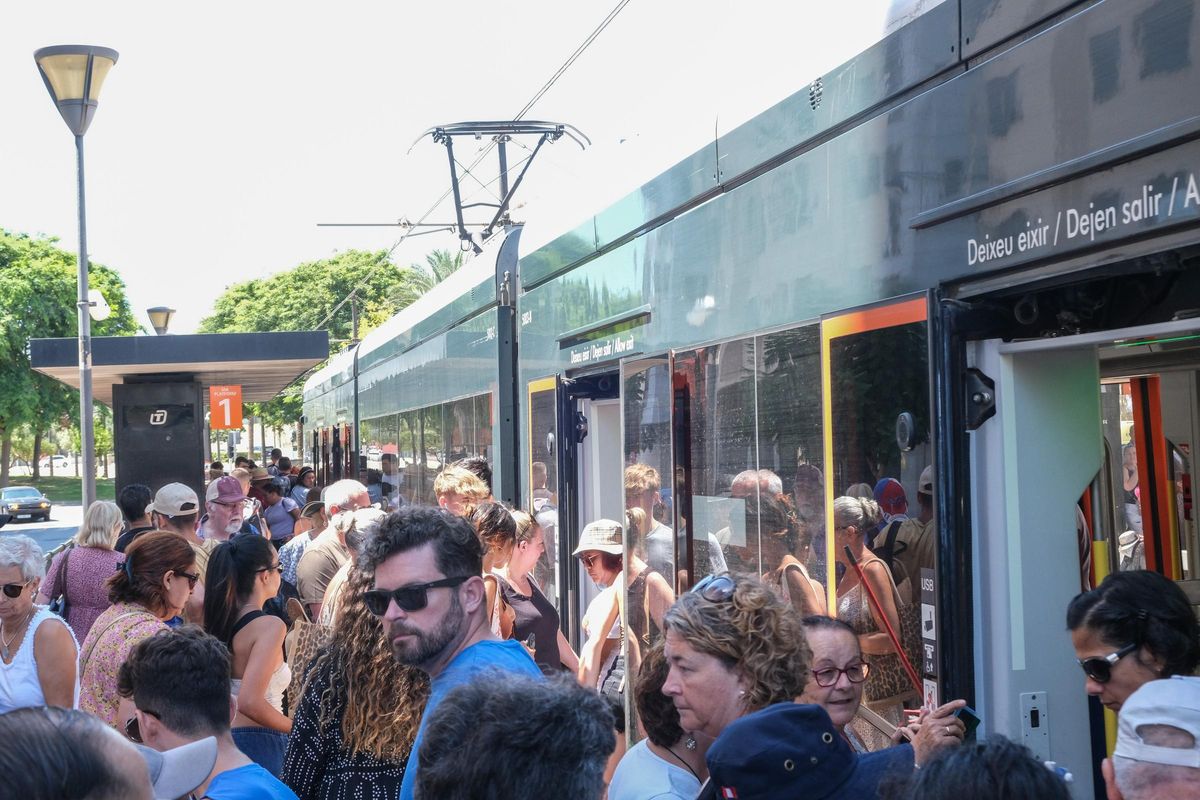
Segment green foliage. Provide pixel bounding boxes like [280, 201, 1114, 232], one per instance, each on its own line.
[0, 230, 137, 483]
[201, 248, 466, 428]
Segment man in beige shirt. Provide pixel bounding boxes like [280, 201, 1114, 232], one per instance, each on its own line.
[296, 479, 371, 619]
[893, 466, 937, 585]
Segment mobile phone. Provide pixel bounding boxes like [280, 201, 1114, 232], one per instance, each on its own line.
[954, 705, 981, 737]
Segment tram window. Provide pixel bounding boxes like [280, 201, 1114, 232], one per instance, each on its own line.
[399, 411, 421, 505]
[378, 414, 400, 511]
[828, 320, 932, 593]
[672, 341, 754, 583]
[756, 326, 826, 602]
[528, 381, 560, 608]
[621, 356, 677, 745]
[421, 405, 445, 504]
[475, 394, 493, 464]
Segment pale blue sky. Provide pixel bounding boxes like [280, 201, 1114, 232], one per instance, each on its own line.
[1, 0, 939, 333]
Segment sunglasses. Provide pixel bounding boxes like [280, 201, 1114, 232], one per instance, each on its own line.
[173, 570, 200, 590]
[811, 661, 870, 687]
[256, 564, 283, 575]
[363, 575, 471, 616]
[124, 708, 161, 744]
[1, 581, 31, 599]
[581, 554, 602, 567]
[691, 573, 736, 602]
[1077, 642, 1138, 683]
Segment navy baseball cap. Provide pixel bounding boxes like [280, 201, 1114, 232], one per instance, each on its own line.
[706, 703, 914, 799]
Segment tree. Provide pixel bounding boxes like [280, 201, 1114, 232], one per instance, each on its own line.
[201, 248, 467, 433]
[0, 230, 137, 485]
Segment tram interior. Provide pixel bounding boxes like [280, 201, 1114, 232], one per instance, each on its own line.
[965, 246, 1200, 798]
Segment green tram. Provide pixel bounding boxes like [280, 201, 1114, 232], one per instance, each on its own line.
[304, 2, 1200, 795]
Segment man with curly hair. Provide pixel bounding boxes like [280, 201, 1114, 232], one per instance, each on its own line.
[361, 506, 543, 800]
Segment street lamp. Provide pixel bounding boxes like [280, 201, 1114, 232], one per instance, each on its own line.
[147, 307, 176, 335]
[35, 45, 119, 510]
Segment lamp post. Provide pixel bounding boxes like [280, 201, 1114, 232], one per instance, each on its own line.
[147, 306, 176, 335]
[35, 45, 119, 510]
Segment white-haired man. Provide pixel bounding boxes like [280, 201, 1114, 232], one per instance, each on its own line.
[1104, 676, 1200, 800]
[295, 479, 371, 619]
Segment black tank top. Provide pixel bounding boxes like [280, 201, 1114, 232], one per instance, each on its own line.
[500, 576, 562, 672]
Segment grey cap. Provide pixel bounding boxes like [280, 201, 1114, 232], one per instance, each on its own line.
[134, 736, 217, 800]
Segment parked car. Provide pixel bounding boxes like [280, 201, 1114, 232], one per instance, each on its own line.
[39, 455, 71, 471]
[0, 486, 52, 522]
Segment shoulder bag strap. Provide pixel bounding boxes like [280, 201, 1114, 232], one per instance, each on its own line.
[80, 611, 144, 676]
[52, 547, 72, 597]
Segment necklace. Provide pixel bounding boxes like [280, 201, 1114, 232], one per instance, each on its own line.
[1, 608, 36, 661]
[665, 744, 702, 782]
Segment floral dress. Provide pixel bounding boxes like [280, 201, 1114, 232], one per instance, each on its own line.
[78, 602, 165, 728]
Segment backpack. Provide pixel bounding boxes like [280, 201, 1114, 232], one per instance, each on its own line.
[873, 520, 910, 592]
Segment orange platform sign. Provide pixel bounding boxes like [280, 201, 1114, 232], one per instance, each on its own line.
[209, 385, 244, 430]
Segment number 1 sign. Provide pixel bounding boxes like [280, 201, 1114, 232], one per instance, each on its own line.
[209, 385, 244, 430]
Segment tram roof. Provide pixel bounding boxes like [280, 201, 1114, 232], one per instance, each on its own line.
[29, 331, 330, 406]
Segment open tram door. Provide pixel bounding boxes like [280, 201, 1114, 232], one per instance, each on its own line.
[967, 312, 1200, 800]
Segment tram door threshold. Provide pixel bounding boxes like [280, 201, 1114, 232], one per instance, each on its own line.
[970, 316, 1200, 800]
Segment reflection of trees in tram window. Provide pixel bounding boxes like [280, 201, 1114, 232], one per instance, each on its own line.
[422, 406, 444, 503]
[624, 364, 672, 465]
[829, 322, 930, 492]
[757, 327, 823, 491]
[400, 411, 421, 504]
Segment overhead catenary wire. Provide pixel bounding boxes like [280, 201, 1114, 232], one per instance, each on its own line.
[310, 0, 634, 336]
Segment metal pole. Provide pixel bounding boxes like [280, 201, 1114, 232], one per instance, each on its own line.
[75, 133, 96, 509]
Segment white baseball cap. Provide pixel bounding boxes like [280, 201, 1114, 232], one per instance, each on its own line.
[146, 482, 200, 517]
[1114, 676, 1200, 768]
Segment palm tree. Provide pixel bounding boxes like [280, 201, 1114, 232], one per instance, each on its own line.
[389, 248, 467, 311]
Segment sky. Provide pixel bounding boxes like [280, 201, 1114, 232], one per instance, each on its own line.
[1, 0, 942, 334]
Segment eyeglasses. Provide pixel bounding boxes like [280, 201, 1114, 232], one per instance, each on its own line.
[691, 573, 736, 602]
[581, 554, 601, 567]
[173, 570, 200, 590]
[256, 563, 283, 575]
[811, 661, 870, 687]
[1077, 642, 1138, 683]
[363, 575, 472, 616]
[124, 708, 161, 744]
[1, 581, 31, 599]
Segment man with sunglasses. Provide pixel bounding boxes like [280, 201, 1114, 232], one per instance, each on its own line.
[118, 625, 299, 800]
[361, 506, 543, 800]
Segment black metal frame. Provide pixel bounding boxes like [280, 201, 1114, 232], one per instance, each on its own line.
[417, 121, 590, 253]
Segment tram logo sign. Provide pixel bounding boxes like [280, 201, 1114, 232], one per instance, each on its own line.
[209, 385, 244, 430]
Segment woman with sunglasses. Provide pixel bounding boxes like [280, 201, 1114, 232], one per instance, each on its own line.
[799, 615, 964, 762]
[0, 535, 78, 713]
[80, 531, 197, 728]
[205, 534, 293, 776]
[1067, 569, 1200, 713]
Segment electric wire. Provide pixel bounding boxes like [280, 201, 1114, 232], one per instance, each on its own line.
[310, 0, 635, 337]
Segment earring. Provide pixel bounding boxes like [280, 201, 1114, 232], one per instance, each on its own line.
[685, 737, 697, 751]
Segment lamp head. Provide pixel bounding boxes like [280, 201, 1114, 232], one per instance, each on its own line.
[147, 307, 175, 335]
[34, 45, 119, 136]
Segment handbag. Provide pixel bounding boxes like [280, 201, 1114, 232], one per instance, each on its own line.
[283, 599, 331, 719]
[47, 548, 72, 618]
[859, 560, 921, 703]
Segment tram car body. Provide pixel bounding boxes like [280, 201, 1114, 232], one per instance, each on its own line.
[305, 2, 1200, 795]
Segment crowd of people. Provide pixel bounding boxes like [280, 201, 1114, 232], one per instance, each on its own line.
[0, 449, 1198, 799]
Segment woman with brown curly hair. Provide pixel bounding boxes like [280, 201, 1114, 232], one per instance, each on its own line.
[281, 564, 430, 800]
[78, 531, 197, 729]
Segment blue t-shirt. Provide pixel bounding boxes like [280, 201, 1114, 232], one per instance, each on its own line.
[398, 639, 543, 800]
[263, 497, 299, 541]
[206, 763, 298, 800]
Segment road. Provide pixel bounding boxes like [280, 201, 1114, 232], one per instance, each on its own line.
[0, 503, 83, 554]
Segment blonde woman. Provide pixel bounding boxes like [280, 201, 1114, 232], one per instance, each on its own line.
[834, 495, 914, 750]
[38, 501, 125, 640]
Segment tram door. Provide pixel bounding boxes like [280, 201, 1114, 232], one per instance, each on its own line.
[970, 317, 1200, 799]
